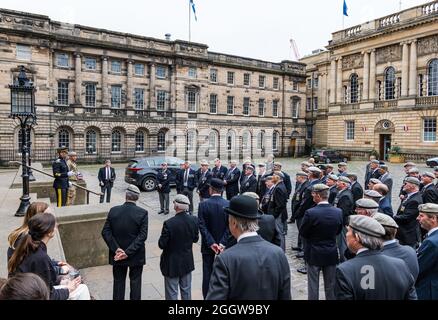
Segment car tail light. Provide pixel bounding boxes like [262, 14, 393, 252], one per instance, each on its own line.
[128, 167, 143, 172]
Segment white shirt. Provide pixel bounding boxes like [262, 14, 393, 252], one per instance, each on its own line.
[317, 201, 329, 205]
[237, 231, 258, 242]
[383, 239, 398, 246]
[427, 227, 438, 237]
[357, 248, 369, 255]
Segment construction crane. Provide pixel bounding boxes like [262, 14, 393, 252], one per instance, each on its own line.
[290, 38, 301, 61]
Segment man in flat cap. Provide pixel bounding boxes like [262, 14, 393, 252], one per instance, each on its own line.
[273, 162, 292, 197]
[420, 172, 438, 204]
[301, 161, 311, 173]
[394, 177, 423, 248]
[158, 194, 199, 300]
[347, 173, 363, 204]
[52, 147, 75, 208]
[66, 151, 80, 206]
[373, 213, 419, 283]
[289, 171, 309, 228]
[398, 163, 417, 200]
[335, 215, 417, 300]
[206, 195, 291, 300]
[256, 163, 268, 200]
[367, 178, 381, 191]
[239, 165, 257, 194]
[299, 184, 343, 300]
[337, 162, 348, 177]
[365, 159, 381, 189]
[224, 160, 241, 200]
[355, 198, 379, 217]
[157, 162, 174, 215]
[334, 176, 354, 262]
[373, 184, 394, 216]
[317, 164, 328, 184]
[102, 184, 149, 300]
[378, 164, 393, 202]
[363, 189, 383, 203]
[196, 160, 212, 202]
[198, 178, 230, 299]
[211, 158, 228, 181]
[326, 174, 339, 205]
[416, 203, 438, 299]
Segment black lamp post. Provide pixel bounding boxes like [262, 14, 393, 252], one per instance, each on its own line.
[9, 66, 36, 217]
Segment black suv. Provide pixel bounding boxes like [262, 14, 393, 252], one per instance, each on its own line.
[125, 156, 195, 192]
[311, 149, 349, 164]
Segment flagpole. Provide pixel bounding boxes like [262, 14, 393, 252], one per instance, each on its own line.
[189, 1, 191, 42]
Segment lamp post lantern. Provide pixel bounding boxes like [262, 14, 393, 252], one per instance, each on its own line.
[9, 66, 36, 217]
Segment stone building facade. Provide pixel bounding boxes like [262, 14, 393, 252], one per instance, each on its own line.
[0, 9, 307, 164]
[301, 1, 438, 160]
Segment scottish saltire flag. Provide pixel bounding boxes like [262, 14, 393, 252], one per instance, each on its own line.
[190, 0, 198, 21]
[343, 0, 348, 17]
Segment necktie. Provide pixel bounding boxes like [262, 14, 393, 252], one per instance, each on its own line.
[184, 170, 189, 184]
[106, 167, 109, 180]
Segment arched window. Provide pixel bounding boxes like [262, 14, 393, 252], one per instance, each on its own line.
[272, 131, 280, 151]
[350, 74, 359, 103]
[135, 130, 145, 152]
[111, 130, 122, 152]
[226, 131, 234, 151]
[385, 67, 396, 100]
[209, 131, 217, 152]
[186, 131, 196, 151]
[242, 132, 250, 151]
[85, 129, 97, 154]
[257, 132, 265, 150]
[157, 131, 166, 151]
[428, 59, 438, 96]
[58, 129, 70, 148]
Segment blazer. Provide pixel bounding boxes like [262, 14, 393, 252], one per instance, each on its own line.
[328, 185, 338, 205]
[212, 165, 228, 180]
[52, 157, 69, 189]
[379, 196, 394, 216]
[291, 180, 309, 219]
[267, 182, 288, 221]
[180, 168, 197, 191]
[421, 183, 438, 204]
[256, 173, 268, 200]
[295, 179, 321, 220]
[102, 202, 148, 266]
[350, 182, 363, 204]
[158, 213, 199, 278]
[282, 171, 292, 197]
[206, 236, 291, 300]
[98, 167, 116, 187]
[416, 229, 438, 300]
[225, 167, 241, 197]
[198, 196, 230, 254]
[157, 169, 173, 193]
[365, 168, 381, 187]
[394, 192, 423, 247]
[258, 213, 282, 247]
[335, 250, 417, 300]
[300, 203, 343, 266]
[382, 241, 419, 282]
[334, 188, 354, 226]
[196, 170, 213, 199]
[239, 175, 257, 194]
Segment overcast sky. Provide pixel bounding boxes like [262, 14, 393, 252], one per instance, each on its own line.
[0, 0, 430, 61]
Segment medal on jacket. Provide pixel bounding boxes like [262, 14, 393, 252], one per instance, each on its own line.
[400, 206, 405, 212]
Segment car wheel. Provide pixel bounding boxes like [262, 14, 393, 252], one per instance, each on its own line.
[325, 158, 331, 164]
[141, 177, 156, 192]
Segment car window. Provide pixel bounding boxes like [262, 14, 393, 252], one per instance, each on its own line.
[165, 158, 180, 167]
[147, 159, 155, 166]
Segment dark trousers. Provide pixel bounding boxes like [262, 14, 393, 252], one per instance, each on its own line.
[55, 188, 68, 207]
[182, 188, 194, 213]
[159, 192, 170, 213]
[112, 265, 143, 300]
[226, 189, 238, 200]
[100, 183, 112, 203]
[202, 253, 215, 299]
[296, 217, 304, 249]
[307, 264, 336, 300]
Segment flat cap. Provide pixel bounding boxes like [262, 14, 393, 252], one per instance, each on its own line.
[68, 151, 77, 156]
[404, 162, 417, 167]
[200, 160, 209, 166]
[338, 162, 347, 167]
[328, 174, 339, 181]
[405, 177, 421, 186]
[418, 203, 438, 215]
[127, 184, 141, 194]
[312, 184, 329, 192]
[174, 194, 191, 205]
[379, 164, 388, 170]
[346, 172, 358, 178]
[245, 165, 255, 171]
[364, 190, 383, 199]
[373, 212, 399, 229]
[326, 164, 334, 169]
[369, 178, 381, 184]
[349, 215, 385, 237]
[296, 171, 308, 177]
[308, 166, 322, 174]
[57, 147, 68, 153]
[242, 192, 259, 200]
[356, 198, 379, 209]
[408, 167, 419, 174]
[317, 164, 327, 170]
[258, 163, 266, 167]
[434, 166, 438, 172]
[273, 162, 283, 167]
[273, 171, 284, 178]
[338, 176, 351, 184]
[371, 159, 380, 164]
[422, 172, 435, 179]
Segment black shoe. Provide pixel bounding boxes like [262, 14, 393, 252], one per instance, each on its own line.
[164, 211, 169, 215]
[296, 252, 305, 259]
[158, 211, 164, 215]
[297, 267, 307, 274]
[291, 247, 302, 252]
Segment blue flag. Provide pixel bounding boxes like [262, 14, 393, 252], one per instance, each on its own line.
[190, 0, 198, 21]
[343, 0, 348, 16]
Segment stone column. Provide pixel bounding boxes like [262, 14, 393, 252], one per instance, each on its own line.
[329, 59, 336, 104]
[369, 50, 376, 100]
[409, 40, 417, 96]
[320, 72, 327, 108]
[336, 57, 343, 104]
[149, 63, 156, 110]
[318, 73, 323, 106]
[401, 42, 409, 97]
[170, 65, 177, 111]
[127, 60, 133, 109]
[74, 53, 82, 104]
[363, 51, 370, 101]
[101, 56, 109, 107]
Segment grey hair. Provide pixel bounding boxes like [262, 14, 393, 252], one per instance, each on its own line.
[365, 208, 378, 217]
[352, 229, 383, 250]
[316, 189, 329, 200]
[126, 191, 139, 202]
[174, 202, 189, 212]
[230, 215, 259, 233]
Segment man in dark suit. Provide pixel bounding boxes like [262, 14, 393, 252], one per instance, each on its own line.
[157, 162, 173, 215]
[206, 195, 291, 300]
[239, 165, 257, 194]
[327, 174, 339, 205]
[196, 160, 212, 202]
[363, 155, 376, 187]
[299, 184, 343, 300]
[98, 159, 116, 203]
[267, 172, 289, 251]
[224, 160, 240, 200]
[335, 215, 417, 300]
[181, 161, 197, 213]
[260, 176, 275, 215]
[373, 212, 419, 282]
[347, 173, 363, 204]
[337, 162, 348, 177]
[52, 147, 73, 208]
[256, 163, 268, 199]
[364, 159, 381, 189]
[394, 177, 423, 248]
[273, 162, 292, 196]
[416, 203, 438, 300]
[198, 178, 230, 298]
[175, 163, 185, 194]
[101, 185, 148, 300]
[158, 194, 199, 300]
[211, 158, 228, 181]
[420, 172, 438, 204]
[289, 171, 309, 225]
[378, 165, 393, 201]
[374, 184, 394, 216]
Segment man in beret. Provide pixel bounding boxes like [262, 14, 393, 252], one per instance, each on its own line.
[365, 159, 381, 190]
[335, 215, 417, 300]
[337, 162, 348, 177]
[420, 172, 438, 204]
[198, 179, 230, 299]
[373, 184, 393, 216]
[394, 177, 423, 248]
[347, 173, 363, 204]
[317, 164, 328, 184]
[326, 174, 339, 205]
[378, 165, 393, 202]
[299, 184, 343, 300]
[373, 213, 419, 282]
[66, 151, 80, 206]
[326, 164, 334, 177]
[102, 184, 149, 300]
[416, 203, 438, 299]
[158, 194, 198, 300]
[363, 189, 383, 202]
[52, 147, 74, 208]
[206, 195, 291, 300]
[398, 163, 417, 200]
[239, 165, 257, 194]
[334, 176, 354, 262]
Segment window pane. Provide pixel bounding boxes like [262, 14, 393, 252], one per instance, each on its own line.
[134, 63, 144, 76]
[346, 121, 355, 140]
[188, 67, 197, 78]
[156, 65, 166, 78]
[86, 130, 97, 154]
[57, 81, 69, 106]
[111, 86, 122, 108]
[187, 91, 197, 112]
[209, 132, 217, 151]
[85, 57, 96, 70]
[111, 130, 122, 152]
[385, 67, 396, 100]
[58, 129, 70, 148]
[111, 61, 121, 73]
[350, 74, 359, 103]
[135, 131, 145, 151]
[227, 72, 234, 85]
[210, 69, 217, 82]
[273, 100, 279, 117]
[157, 90, 167, 111]
[273, 132, 279, 150]
[227, 96, 234, 115]
[157, 131, 166, 151]
[85, 84, 96, 107]
[273, 77, 279, 89]
[244, 73, 250, 86]
[134, 88, 144, 110]
[56, 53, 69, 67]
[243, 97, 250, 115]
[259, 76, 265, 88]
[292, 98, 300, 118]
[428, 60, 438, 96]
[424, 118, 437, 142]
[209, 94, 217, 113]
[258, 99, 265, 116]
[16, 45, 31, 61]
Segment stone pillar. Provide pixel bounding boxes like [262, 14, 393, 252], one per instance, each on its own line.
[170, 65, 177, 110]
[401, 42, 409, 97]
[369, 50, 376, 100]
[149, 63, 156, 110]
[318, 73, 323, 106]
[101, 56, 109, 107]
[336, 57, 343, 104]
[74, 53, 82, 104]
[329, 59, 336, 104]
[363, 51, 370, 101]
[409, 40, 417, 97]
[127, 60, 133, 109]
